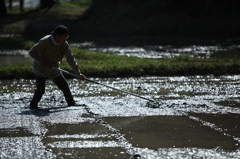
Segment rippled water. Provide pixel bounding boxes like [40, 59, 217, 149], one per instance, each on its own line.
[72, 42, 240, 59]
[5, 0, 40, 8]
[0, 76, 239, 158]
[1, 42, 240, 64]
[0, 50, 32, 64]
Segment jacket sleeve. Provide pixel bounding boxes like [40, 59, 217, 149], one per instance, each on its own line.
[29, 40, 46, 63]
[65, 46, 81, 75]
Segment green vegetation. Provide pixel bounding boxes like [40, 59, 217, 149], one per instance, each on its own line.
[0, 62, 33, 79]
[0, 46, 240, 79]
[0, 0, 91, 41]
[6, 8, 32, 14]
[60, 0, 92, 8]
[0, 1, 240, 79]
[4, 0, 92, 14]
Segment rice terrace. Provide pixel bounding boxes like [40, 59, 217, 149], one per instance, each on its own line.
[0, 0, 240, 158]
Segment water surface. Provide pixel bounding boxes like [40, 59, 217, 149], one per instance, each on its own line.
[1, 42, 240, 64]
[0, 76, 239, 158]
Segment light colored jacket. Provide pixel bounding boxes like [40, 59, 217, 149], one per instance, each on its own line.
[29, 35, 80, 80]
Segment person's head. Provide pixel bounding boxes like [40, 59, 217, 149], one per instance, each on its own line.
[51, 25, 69, 44]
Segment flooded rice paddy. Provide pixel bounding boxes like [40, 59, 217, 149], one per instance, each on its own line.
[1, 42, 240, 158]
[73, 42, 240, 59]
[0, 75, 240, 158]
[1, 42, 240, 65]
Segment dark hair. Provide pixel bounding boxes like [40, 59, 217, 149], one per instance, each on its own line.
[51, 25, 69, 36]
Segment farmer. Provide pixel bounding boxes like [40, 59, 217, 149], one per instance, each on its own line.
[29, 25, 86, 109]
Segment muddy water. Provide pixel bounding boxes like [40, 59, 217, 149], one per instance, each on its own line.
[0, 50, 32, 64]
[1, 43, 240, 64]
[5, 0, 40, 8]
[0, 76, 240, 158]
[73, 43, 240, 59]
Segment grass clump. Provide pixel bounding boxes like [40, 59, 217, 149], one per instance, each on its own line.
[0, 63, 33, 79]
[63, 47, 159, 77]
[60, 0, 92, 8]
[0, 47, 240, 79]
[58, 47, 240, 78]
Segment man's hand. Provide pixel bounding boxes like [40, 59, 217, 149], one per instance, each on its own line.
[78, 73, 86, 80]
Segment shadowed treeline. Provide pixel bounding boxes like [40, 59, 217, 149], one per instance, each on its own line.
[82, 0, 240, 19]
[1, 0, 240, 46]
[1, 1, 240, 79]
[75, 0, 240, 40]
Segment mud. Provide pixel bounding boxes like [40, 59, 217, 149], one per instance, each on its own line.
[0, 76, 240, 158]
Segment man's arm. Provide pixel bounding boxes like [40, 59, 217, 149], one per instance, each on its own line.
[65, 47, 86, 80]
[29, 40, 52, 68]
[29, 40, 45, 63]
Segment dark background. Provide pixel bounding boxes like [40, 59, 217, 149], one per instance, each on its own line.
[1, 0, 240, 45]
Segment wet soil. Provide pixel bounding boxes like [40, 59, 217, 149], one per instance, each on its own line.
[0, 76, 240, 158]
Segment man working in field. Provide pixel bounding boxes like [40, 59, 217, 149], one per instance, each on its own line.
[29, 25, 85, 109]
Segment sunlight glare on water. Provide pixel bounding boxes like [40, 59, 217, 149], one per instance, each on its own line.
[0, 75, 240, 158]
[76, 44, 240, 59]
[1, 43, 240, 64]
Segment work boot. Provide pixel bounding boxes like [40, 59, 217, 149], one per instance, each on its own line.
[30, 96, 41, 109]
[30, 89, 45, 109]
[30, 99, 39, 109]
[29, 104, 38, 109]
[66, 99, 75, 107]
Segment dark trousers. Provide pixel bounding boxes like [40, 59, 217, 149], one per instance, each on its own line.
[30, 75, 75, 107]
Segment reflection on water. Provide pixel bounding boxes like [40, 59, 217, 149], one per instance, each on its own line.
[0, 55, 32, 64]
[0, 76, 240, 158]
[73, 42, 240, 59]
[0, 50, 32, 64]
[5, 0, 40, 8]
[1, 43, 240, 64]
[105, 116, 239, 149]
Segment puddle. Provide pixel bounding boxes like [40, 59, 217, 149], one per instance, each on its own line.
[0, 76, 240, 158]
[104, 116, 238, 150]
